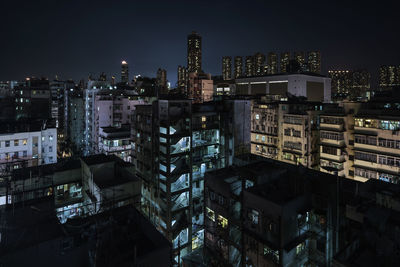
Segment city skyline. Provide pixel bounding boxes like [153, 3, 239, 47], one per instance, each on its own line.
[1, 0, 399, 86]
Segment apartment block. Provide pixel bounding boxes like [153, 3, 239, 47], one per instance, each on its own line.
[99, 124, 131, 162]
[134, 98, 249, 265]
[319, 102, 361, 178]
[0, 120, 57, 174]
[84, 81, 145, 156]
[186, 156, 400, 266]
[353, 110, 400, 184]
[251, 98, 324, 169]
[187, 72, 213, 103]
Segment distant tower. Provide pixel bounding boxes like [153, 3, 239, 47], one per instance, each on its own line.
[245, 56, 255, 77]
[267, 52, 278, 74]
[156, 68, 168, 94]
[234, 56, 243, 78]
[121, 60, 129, 84]
[379, 65, 400, 91]
[253, 52, 265, 76]
[294, 52, 306, 70]
[280, 52, 290, 73]
[187, 31, 202, 73]
[178, 65, 188, 94]
[308, 51, 321, 74]
[222, 56, 232, 80]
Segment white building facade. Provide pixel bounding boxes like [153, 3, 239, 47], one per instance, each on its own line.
[0, 127, 57, 172]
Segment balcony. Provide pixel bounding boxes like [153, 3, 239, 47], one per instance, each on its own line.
[102, 144, 131, 152]
[320, 123, 344, 131]
[320, 152, 345, 163]
[320, 138, 346, 147]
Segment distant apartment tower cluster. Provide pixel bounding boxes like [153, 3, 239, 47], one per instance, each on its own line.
[222, 51, 321, 79]
[328, 69, 371, 100]
[379, 65, 400, 91]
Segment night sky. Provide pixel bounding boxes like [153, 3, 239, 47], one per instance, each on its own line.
[1, 0, 399, 87]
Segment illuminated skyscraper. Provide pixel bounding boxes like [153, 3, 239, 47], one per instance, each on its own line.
[280, 52, 290, 73]
[294, 51, 305, 70]
[245, 56, 255, 77]
[222, 56, 232, 80]
[328, 70, 352, 100]
[352, 69, 370, 99]
[254, 52, 265, 76]
[267, 52, 278, 74]
[178, 65, 188, 93]
[308, 51, 321, 74]
[379, 65, 400, 91]
[187, 31, 202, 73]
[121, 60, 129, 84]
[234, 56, 243, 78]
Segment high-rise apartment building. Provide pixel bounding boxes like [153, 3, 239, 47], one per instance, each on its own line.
[234, 56, 243, 78]
[353, 110, 400, 184]
[187, 32, 202, 73]
[379, 65, 400, 91]
[90, 90, 144, 158]
[254, 52, 265, 76]
[134, 98, 250, 265]
[250, 92, 400, 185]
[308, 51, 321, 74]
[65, 88, 85, 156]
[13, 77, 51, 121]
[121, 60, 129, 84]
[328, 70, 352, 100]
[280, 52, 290, 73]
[84, 77, 145, 156]
[177, 65, 188, 94]
[251, 99, 324, 169]
[245, 56, 255, 77]
[197, 157, 400, 266]
[222, 56, 232, 80]
[294, 51, 306, 70]
[267, 52, 278, 74]
[156, 68, 168, 95]
[351, 69, 371, 99]
[319, 102, 361, 178]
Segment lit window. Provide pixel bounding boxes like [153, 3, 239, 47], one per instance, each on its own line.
[250, 209, 259, 224]
[217, 215, 228, 228]
[202, 116, 206, 122]
[49, 135, 53, 141]
[296, 242, 306, 255]
[255, 114, 260, 120]
[41, 137, 45, 142]
[14, 140, 19, 146]
[256, 134, 259, 140]
[206, 207, 215, 222]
